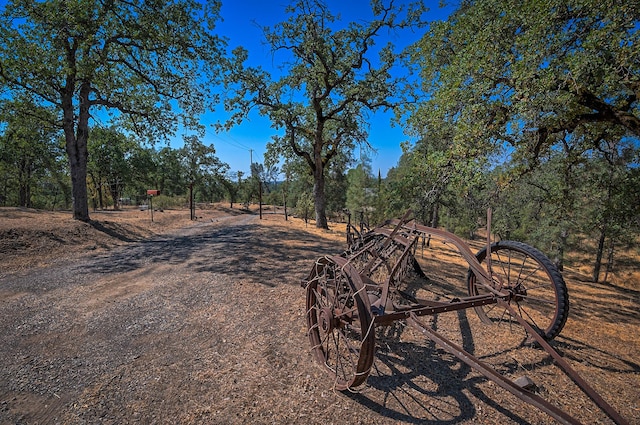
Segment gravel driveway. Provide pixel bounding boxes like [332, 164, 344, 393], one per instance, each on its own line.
[1, 214, 636, 424]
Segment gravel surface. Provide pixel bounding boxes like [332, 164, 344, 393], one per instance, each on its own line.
[1, 213, 638, 424]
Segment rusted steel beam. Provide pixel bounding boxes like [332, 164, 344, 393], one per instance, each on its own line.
[498, 300, 630, 425]
[373, 294, 501, 326]
[407, 313, 582, 425]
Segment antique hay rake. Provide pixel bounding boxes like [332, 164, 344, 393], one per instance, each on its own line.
[302, 210, 628, 425]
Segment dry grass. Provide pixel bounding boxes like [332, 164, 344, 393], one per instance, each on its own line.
[1, 204, 638, 424]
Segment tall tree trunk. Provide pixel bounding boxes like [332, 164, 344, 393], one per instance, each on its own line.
[431, 201, 440, 228]
[554, 227, 569, 272]
[25, 167, 32, 208]
[18, 159, 28, 207]
[66, 136, 89, 221]
[555, 162, 574, 272]
[18, 180, 27, 207]
[596, 166, 616, 283]
[283, 183, 288, 221]
[62, 83, 90, 222]
[1, 179, 7, 206]
[592, 229, 606, 283]
[189, 182, 194, 220]
[98, 182, 104, 210]
[109, 181, 120, 210]
[603, 240, 615, 284]
[313, 162, 328, 229]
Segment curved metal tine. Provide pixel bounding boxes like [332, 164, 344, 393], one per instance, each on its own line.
[362, 209, 414, 274]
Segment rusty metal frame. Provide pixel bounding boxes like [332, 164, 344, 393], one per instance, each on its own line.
[307, 210, 629, 425]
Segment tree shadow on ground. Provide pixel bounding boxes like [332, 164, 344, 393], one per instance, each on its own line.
[552, 335, 640, 374]
[88, 220, 149, 243]
[564, 268, 640, 297]
[563, 277, 640, 325]
[344, 305, 637, 424]
[345, 310, 539, 424]
[82, 219, 344, 287]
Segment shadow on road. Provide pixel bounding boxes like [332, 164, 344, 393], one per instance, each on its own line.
[83, 216, 344, 287]
[344, 310, 539, 424]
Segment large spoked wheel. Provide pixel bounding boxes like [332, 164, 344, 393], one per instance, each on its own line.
[467, 241, 569, 340]
[305, 256, 375, 390]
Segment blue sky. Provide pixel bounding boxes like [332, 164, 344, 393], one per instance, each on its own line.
[197, 0, 456, 177]
[0, 0, 455, 177]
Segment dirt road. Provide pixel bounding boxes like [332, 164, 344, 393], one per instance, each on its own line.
[1, 213, 637, 424]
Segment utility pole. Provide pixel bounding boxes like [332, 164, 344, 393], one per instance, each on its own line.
[259, 180, 263, 220]
[189, 182, 194, 220]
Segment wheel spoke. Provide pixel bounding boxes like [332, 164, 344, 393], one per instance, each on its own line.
[468, 242, 568, 340]
[520, 295, 556, 305]
[483, 303, 501, 316]
[305, 257, 374, 390]
[515, 263, 544, 287]
[517, 302, 544, 334]
[493, 251, 512, 286]
[336, 331, 358, 372]
[496, 306, 510, 327]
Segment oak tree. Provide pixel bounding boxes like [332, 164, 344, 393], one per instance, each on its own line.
[0, 0, 226, 221]
[223, 0, 426, 228]
[0, 98, 63, 208]
[405, 0, 640, 265]
[406, 0, 640, 169]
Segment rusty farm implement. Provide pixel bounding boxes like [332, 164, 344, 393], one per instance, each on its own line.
[302, 210, 628, 425]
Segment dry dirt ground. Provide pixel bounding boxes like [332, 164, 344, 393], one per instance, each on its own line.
[0, 205, 638, 424]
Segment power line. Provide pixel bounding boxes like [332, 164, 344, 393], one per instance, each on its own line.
[205, 128, 252, 152]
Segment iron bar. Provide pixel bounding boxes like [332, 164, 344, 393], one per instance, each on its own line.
[498, 300, 630, 425]
[407, 313, 582, 425]
[374, 294, 502, 326]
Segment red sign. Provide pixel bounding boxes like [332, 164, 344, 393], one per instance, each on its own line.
[147, 190, 160, 196]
